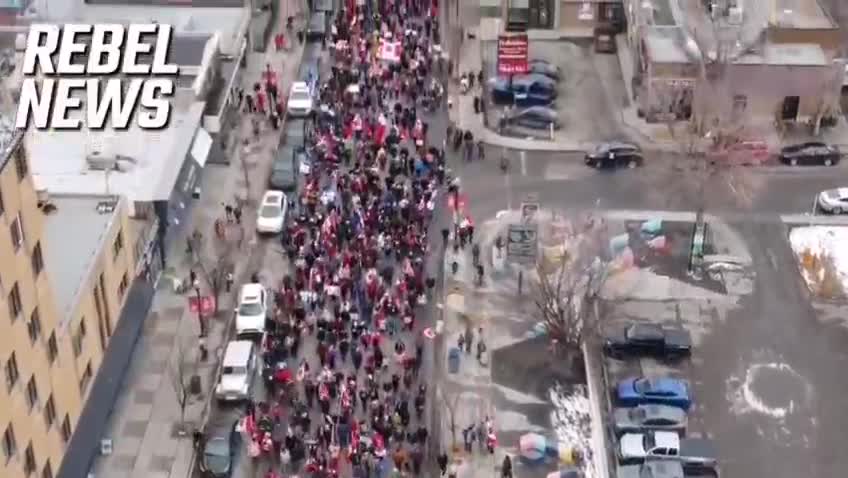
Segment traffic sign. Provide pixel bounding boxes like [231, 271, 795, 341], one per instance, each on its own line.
[506, 224, 538, 263]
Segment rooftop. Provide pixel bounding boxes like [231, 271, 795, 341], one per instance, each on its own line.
[33, 0, 248, 54]
[42, 194, 122, 325]
[26, 101, 205, 203]
[771, 0, 836, 29]
[735, 42, 828, 66]
[643, 26, 701, 64]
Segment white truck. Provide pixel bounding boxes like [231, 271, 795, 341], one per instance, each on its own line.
[619, 430, 718, 471]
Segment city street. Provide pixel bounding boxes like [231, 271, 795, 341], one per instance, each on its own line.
[449, 144, 848, 478]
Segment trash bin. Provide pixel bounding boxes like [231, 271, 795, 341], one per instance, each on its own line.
[448, 347, 461, 374]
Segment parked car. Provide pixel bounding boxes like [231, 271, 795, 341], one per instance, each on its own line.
[500, 106, 561, 130]
[618, 430, 718, 470]
[287, 81, 314, 117]
[215, 340, 257, 402]
[269, 148, 298, 192]
[779, 142, 841, 166]
[490, 74, 557, 107]
[235, 283, 268, 338]
[616, 377, 692, 410]
[200, 421, 240, 477]
[585, 142, 643, 169]
[617, 461, 684, 478]
[528, 59, 562, 80]
[306, 11, 327, 41]
[604, 323, 691, 360]
[256, 190, 287, 234]
[612, 405, 688, 436]
[817, 187, 848, 214]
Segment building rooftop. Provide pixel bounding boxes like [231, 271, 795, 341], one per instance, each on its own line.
[26, 101, 205, 204]
[32, 0, 247, 54]
[771, 0, 836, 29]
[643, 26, 701, 64]
[42, 194, 122, 325]
[735, 42, 828, 66]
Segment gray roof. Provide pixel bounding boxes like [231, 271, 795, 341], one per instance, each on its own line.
[82, 0, 244, 6]
[42, 194, 122, 325]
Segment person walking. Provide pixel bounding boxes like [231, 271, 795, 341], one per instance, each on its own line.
[437, 452, 448, 476]
[501, 455, 513, 478]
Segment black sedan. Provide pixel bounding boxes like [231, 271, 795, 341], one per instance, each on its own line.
[779, 142, 841, 166]
[500, 106, 561, 130]
[604, 323, 691, 359]
[200, 421, 240, 477]
[584, 142, 643, 169]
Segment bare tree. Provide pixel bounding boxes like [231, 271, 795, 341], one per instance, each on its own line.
[438, 387, 462, 452]
[534, 216, 607, 363]
[170, 339, 198, 435]
[188, 226, 237, 315]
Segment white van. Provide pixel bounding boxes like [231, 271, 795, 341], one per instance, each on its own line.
[215, 340, 256, 402]
[235, 283, 268, 338]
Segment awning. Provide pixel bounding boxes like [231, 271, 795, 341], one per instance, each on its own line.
[191, 128, 213, 167]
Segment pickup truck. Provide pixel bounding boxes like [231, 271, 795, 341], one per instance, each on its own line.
[619, 430, 718, 470]
[604, 323, 691, 360]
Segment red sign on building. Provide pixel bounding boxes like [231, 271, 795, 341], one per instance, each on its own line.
[189, 296, 217, 315]
[497, 34, 529, 75]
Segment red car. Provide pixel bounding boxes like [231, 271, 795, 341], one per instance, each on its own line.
[708, 140, 770, 166]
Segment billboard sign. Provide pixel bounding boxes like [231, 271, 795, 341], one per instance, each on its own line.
[497, 34, 529, 75]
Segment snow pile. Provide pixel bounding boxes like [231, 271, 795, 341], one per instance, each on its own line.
[549, 384, 595, 478]
[788, 226, 848, 297]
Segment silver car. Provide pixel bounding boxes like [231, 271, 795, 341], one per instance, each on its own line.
[612, 404, 687, 435]
[817, 188, 848, 214]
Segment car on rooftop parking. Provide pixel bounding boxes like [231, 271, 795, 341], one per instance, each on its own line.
[489, 74, 557, 107]
[528, 59, 562, 80]
[499, 106, 561, 130]
[616, 376, 691, 411]
[617, 460, 684, 478]
[612, 404, 688, 436]
[603, 322, 691, 360]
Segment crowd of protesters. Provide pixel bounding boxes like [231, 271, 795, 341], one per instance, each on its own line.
[234, 1, 463, 477]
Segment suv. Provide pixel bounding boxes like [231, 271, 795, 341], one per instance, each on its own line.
[215, 340, 256, 402]
[235, 283, 268, 338]
[585, 142, 643, 169]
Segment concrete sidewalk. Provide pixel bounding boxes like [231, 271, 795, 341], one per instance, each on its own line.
[89, 28, 306, 478]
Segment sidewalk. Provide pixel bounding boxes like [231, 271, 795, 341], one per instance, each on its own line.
[89, 28, 306, 478]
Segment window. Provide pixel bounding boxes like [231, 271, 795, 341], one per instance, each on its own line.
[23, 442, 35, 475]
[9, 213, 23, 251]
[72, 320, 86, 357]
[46, 332, 58, 364]
[14, 149, 28, 181]
[79, 361, 92, 393]
[79, 318, 87, 338]
[44, 395, 55, 428]
[31, 241, 44, 276]
[2, 424, 16, 460]
[25, 375, 38, 409]
[8, 282, 22, 320]
[27, 307, 41, 343]
[118, 273, 129, 299]
[0, 187, 4, 216]
[41, 460, 53, 478]
[60, 415, 71, 443]
[112, 230, 124, 260]
[5, 352, 19, 390]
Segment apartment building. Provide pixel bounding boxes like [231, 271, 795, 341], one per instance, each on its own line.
[0, 127, 135, 478]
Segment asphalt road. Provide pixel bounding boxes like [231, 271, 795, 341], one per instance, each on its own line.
[452, 146, 848, 478]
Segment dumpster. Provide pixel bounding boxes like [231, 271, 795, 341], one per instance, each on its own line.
[448, 347, 461, 373]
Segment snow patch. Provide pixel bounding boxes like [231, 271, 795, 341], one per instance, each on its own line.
[601, 267, 734, 302]
[726, 362, 810, 419]
[788, 226, 848, 296]
[549, 384, 596, 478]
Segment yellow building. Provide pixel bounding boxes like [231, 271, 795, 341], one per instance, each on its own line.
[0, 130, 134, 478]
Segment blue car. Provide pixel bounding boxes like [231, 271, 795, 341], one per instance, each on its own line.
[616, 377, 691, 411]
[490, 74, 557, 106]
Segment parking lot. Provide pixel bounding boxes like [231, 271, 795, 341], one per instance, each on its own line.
[481, 40, 626, 143]
[594, 215, 848, 478]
